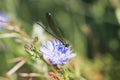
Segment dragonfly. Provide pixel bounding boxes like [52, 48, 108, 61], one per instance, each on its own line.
[36, 12, 69, 47]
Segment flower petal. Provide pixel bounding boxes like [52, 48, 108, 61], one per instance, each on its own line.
[40, 39, 76, 65]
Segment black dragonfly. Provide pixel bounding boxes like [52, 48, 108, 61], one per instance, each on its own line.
[36, 12, 69, 47]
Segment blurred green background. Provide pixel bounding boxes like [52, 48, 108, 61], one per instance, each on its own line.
[0, 0, 120, 80]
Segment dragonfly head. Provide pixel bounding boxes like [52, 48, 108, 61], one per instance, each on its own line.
[60, 40, 69, 47]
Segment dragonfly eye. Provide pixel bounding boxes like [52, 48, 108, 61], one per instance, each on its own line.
[63, 43, 69, 47]
[65, 44, 69, 47]
[61, 40, 69, 47]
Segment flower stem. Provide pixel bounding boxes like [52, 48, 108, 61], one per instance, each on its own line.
[39, 55, 63, 80]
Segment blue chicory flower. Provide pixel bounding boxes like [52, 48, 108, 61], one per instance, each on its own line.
[40, 39, 76, 65]
[0, 12, 9, 30]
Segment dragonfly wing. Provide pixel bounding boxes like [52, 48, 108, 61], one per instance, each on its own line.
[46, 12, 65, 41]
